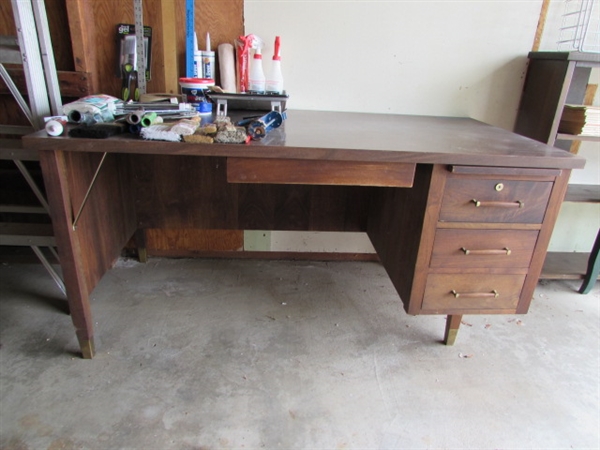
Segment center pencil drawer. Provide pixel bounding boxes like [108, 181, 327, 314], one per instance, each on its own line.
[439, 178, 552, 223]
[227, 158, 416, 187]
[430, 229, 539, 269]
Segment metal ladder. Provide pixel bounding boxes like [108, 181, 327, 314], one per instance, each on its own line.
[0, 0, 65, 295]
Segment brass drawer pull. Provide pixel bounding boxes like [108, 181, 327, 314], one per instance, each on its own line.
[471, 199, 524, 208]
[451, 289, 499, 298]
[461, 247, 511, 256]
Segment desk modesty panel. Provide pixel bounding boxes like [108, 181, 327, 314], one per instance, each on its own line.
[23, 111, 585, 358]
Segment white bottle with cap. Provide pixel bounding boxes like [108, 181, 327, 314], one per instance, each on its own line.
[193, 32, 202, 78]
[248, 48, 266, 93]
[266, 36, 284, 94]
[202, 32, 215, 79]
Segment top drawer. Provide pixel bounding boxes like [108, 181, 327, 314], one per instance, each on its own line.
[439, 178, 553, 224]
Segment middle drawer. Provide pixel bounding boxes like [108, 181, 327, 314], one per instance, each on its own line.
[430, 229, 539, 269]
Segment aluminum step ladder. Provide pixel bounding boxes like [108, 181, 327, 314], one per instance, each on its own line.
[0, 0, 65, 296]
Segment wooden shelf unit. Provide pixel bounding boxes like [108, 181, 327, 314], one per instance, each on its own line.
[515, 51, 600, 290]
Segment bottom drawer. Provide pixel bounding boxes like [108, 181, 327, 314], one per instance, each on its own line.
[422, 274, 525, 312]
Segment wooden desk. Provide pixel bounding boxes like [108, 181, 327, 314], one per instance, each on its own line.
[23, 111, 585, 358]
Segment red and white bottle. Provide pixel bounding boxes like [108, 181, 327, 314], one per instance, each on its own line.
[266, 36, 284, 94]
[248, 48, 266, 93]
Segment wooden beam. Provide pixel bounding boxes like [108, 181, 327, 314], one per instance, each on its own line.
[160, 0, 179, 94]
[532, 0, 550, 52]
[64, 0, 98, 92]
[0, 68, 93, 97]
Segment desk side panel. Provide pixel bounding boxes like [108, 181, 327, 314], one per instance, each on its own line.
[64, 152, 137, 289]
[367, 165, 434, 312]
[517, 168, 571, 313]
[42, 151, 137, 292]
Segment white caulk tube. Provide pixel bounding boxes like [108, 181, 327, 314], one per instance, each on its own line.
[193, 32, 202, 78]
[44, 116, 68, 136]
[202, 32, 215, 79]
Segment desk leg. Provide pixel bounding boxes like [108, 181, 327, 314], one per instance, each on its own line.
[39, 150, 96, 358]
[444, 314, 462, 345]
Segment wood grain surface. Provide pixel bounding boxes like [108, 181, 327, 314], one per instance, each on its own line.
[227, 158, 416, 187]
[23, 111, 586, 169]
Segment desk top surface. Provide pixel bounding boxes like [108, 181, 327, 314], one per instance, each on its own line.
[24, 110, 585, 169]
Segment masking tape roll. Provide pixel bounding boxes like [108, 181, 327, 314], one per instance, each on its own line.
[218, 43, 236, 93]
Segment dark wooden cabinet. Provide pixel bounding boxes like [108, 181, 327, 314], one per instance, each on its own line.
[515, 52, 599, 149]
[410, 165, 569, 317]
[369, 162, 571, 341]
[514, 51, 600, 288]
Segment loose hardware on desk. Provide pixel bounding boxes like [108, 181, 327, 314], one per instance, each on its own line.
[46, 92, 288, 144]
[43, 31, 288, 145]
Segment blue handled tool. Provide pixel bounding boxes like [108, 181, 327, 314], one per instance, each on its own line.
[238, 110, 284, 140]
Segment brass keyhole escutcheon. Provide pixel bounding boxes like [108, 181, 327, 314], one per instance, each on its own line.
[495, 183, 504, 192]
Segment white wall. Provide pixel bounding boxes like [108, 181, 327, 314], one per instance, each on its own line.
[245, 0, 541, 130]
[243, 0, 598, 254]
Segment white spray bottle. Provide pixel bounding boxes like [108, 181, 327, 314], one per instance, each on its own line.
[266, 36, 283, 94]
[248, 46, 266, 93]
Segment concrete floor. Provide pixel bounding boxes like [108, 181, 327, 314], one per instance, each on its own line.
[0, 257, 598, 449]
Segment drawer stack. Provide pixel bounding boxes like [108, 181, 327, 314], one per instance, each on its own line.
[417, 165, 558, 315]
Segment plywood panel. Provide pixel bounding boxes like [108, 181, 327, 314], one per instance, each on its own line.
[64, 0, 244, 96]
[0, 0, 72, 71]
[145, 228, 243, 251]
[2, 0, 245, 255]
[174, 0, 244, 85]
[2, 0, 243, 94]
